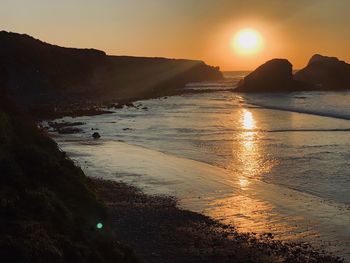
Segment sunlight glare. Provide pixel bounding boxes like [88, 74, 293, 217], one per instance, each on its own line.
[242, 109, 256, 130]
[233, 28, 263, 55]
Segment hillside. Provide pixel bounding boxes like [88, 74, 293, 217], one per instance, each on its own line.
[0, 31, 222, 117]
[0, 90, 137, 262]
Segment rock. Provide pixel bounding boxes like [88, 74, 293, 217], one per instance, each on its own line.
[92, 132, 101, 139]
[294, 54, 350, 90]
[236, 59, 292, 92]
[141, 106, 148, 110]
[107, 103, 116, 108]
[236, 59, 313, 92]
[114, 103, 124, 109]
[125, 102, 135, 107]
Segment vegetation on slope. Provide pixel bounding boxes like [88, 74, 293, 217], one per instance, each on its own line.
[0, 91, 137, 262]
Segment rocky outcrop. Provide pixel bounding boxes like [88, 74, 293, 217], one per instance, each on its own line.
[235, 59, 311, 92]
[92, 132, 101, 139]
[294, 54, 350, 90]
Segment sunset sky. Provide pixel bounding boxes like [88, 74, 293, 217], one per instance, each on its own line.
[1, 0, 349, 70]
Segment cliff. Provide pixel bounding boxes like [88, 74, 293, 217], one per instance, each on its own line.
[0, 31, 222, 116]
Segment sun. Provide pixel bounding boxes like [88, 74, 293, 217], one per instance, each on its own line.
[233, 28, 263, 55]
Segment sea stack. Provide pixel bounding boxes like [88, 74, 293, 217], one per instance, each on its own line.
[235, 59, 296, 92]
[235, 58, 315, 92]
[294, 54, 350, 90]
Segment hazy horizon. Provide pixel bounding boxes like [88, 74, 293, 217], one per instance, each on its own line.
[1, 0, 349, 71]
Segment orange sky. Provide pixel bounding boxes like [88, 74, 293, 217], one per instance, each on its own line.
[1, 0, 349, 70]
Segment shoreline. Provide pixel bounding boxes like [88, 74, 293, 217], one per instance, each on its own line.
[47, 92, 350, 262]
[34, 87, 235, 120]
[94, 178, 343, 262]
[56, 138, 350, 261]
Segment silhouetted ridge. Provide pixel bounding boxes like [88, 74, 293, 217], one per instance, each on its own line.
[0, 31, 106, 55]
[0, 31, 222, 117]
[307, 54, 340, 65]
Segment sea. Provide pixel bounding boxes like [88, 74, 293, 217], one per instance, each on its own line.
[48, 72, 350, 261]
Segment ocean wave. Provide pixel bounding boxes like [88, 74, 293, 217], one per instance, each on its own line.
[246, 100, 350, 120]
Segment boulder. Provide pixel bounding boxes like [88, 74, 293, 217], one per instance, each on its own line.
[92, 132, 101, 139]
[294, 54, 350, 90]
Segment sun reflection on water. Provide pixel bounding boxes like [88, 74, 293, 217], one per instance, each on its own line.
[230, 108, 277, 190]
[237, 109, 260, 189]
[242, 109, 256, 130]
[205, 107, 280, 234]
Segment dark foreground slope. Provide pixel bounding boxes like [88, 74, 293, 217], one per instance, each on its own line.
[0, 91, 136, 262]
[0, 31, 222, 117]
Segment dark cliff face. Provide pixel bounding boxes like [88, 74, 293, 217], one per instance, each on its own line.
[235, 59, 303, 92]
[0, 31, 222, 110]
[294, 54, 350, 90]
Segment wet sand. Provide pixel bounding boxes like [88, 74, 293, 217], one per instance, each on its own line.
[58, 139, 350, 261]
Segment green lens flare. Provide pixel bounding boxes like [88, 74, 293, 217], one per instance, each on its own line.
[96, 222, 103, 229]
